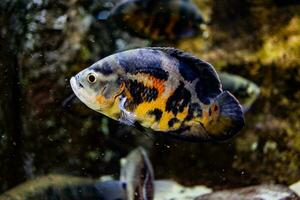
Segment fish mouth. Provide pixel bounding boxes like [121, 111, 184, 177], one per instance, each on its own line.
[70, 77, 81, 99]
[70, 77, 86, 104]
[70, 76, 100, 111]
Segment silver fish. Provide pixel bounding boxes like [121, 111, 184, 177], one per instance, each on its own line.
[120, 147, 154, 200]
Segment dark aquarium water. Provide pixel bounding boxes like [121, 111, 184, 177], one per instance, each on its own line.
[0, 0, 300, 199]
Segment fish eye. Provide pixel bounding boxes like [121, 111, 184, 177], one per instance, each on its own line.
[87, 73, 97, 83]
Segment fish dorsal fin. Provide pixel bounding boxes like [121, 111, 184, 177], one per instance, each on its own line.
[148, 47, 222, 99]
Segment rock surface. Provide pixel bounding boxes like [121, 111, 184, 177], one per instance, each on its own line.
[196, 184, 300, 200]
[290, 181, 300, 197]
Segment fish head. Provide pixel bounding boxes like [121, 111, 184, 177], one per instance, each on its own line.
[70, 58, 124, 113]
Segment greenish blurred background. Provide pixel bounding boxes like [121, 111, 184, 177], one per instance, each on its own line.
[0, 0, 299, 194]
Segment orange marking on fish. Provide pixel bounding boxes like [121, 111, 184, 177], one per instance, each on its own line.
[96, 95, 106, 105]
[200, 104, 211, 127]
[200, 103, 221, 128]
[128, 73, 166, 96]
[124, 87, 133, 101]
[148, 76, 165, 95]
[114, 82, 126, 99]
[134, 96, 169, 130]
[210, 103, 220, 117]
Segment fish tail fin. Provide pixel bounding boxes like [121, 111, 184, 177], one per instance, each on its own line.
[205, 91, 245, 141]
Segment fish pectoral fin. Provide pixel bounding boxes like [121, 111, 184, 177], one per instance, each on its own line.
[119, 97, 136, 126]
[118, 97, 149, 134]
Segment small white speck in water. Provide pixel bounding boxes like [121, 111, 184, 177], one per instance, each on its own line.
[251, 142, 258, 151]
[47, 135, 53, 142]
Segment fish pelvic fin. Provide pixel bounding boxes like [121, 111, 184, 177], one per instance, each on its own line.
[204, 91, 245, 141]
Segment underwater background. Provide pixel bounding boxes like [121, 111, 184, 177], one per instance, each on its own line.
[0, 0, 300, 197]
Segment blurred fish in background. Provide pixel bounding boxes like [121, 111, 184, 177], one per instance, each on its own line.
[1, 147, 298, 200]
[0, 148, 154, 200]
[219, 72, 260, 112]
[0, 175, 103, 200]
[97, 0, 207, 41]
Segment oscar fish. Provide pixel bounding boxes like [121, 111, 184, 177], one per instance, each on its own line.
[101, 0, 205, 41]
[70, 47, 244, 141]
